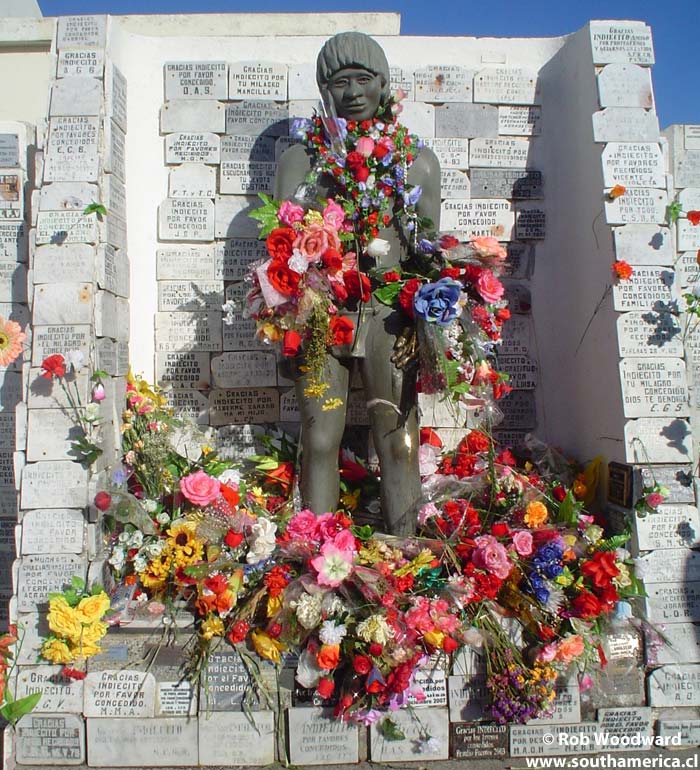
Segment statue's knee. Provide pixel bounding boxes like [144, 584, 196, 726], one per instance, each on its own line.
[304, 430, 341, 459]
[378, 431, 416, 468]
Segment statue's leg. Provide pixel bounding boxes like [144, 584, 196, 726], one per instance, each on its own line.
[359, 309, 421, 536]
[295, 356, 350, 515]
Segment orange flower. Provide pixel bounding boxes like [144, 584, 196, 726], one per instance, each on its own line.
[687, 210, 700, 226]
[612, 260, 633, 281]
[265, 461, 295, 492]
[524, 501, 549, 528]
[608, 184, 626, 200]
[316, 643, 341, 670]
[0, 317, 25, 367]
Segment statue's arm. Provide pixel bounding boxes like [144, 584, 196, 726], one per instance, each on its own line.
[274, 143, 314, 201]
[408, 146, 441, 232]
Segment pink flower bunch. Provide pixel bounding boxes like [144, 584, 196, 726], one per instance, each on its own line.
[472, 535, 513, 580]
[180, 470, 221, 507]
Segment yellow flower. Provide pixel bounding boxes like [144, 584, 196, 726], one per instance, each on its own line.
[339, 489, 360, 512]
[267, 594, 283, 618]
[356, 614, 394, 645]
[71, 641, 102, 659]
[75, 592, 110, 625]
[139, 552, 173, 590]
[304, 210, 323, 226]
[524, 501, 549, 528]
[167, 521, 204, 566]
[423, 629, 445, 648]
[613, 563, 632, 589]
[259, 322, 283, 343]
[304, 381, 329, 399]
[41, 638, 73, 664]
[573, 479, 587, 499]
[251, 629, 285, 664]
[322, 398, 343, 411]
[200, 616, 225, 640]
[47, 597, 83, 643]
[78, 620, 108, 646]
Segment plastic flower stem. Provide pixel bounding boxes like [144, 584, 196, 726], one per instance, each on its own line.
[575, 285, 612, 356]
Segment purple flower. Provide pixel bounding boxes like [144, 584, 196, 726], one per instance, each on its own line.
[413, 278, 462, 326]
[403, 185, 422, 207]
[290, 117, 312, 139]
[418, 238, 436, 254]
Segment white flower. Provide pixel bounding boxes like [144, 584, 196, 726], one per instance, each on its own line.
[128, 531, 143, 548]
[583, 524, 604, 544]
[143, 499, 158, 513]
[84, 403, 100, 423]
[294, 591, 324, 629]
[295, 648, 323, 688]
[222, 300, 237, 326]
[108, 548, 125, 570]
[146, 540, 165, 558]
[133, 555, 147, 572]
[319, 620, 347, 646]
[418, 737, 441, 755]
[356, 614, 394, 645]
[219, 468, 240, 486]
[65, 350, 85, 372]
[366, 238, 391, 259]
[288, 249, 309, 274]
[246, 517, 277, 564]
[118, 532, 130, 544]
[156, 511, 170, 525]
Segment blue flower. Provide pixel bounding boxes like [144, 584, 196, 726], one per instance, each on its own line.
[290, 117, 312, 140]
[543, 562, 563, 579]
[403, 185, 422, 207]
[418, 238, 436, 254]
[381, 152, 394, 167]
[413, 278, 462, 326]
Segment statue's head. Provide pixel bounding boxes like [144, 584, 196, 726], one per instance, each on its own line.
[316, 32, 391, 122]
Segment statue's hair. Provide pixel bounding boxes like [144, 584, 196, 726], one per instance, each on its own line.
[316, 32, 391, 102]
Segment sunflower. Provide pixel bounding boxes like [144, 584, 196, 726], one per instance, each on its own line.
[138, 551, 173, 590]
[0, 317, 25, 366]
[167, 520, 204, 566]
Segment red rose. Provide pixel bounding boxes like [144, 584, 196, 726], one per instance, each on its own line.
[581, 551, 619, 589]
[360, 120, 371, 131]
[281, 329, 302, 358]
[352, 655, 372, 675]
[266, 227, 296, 261]
[267, 260, 300, 296]
[441, 267, 462, 280]
[439, 234, 460, 250]
[687, 210, 700, 226]
[355, 165, 370, 183]
[442, 636, 459, 654]
[398, 278, 421, 317]
[322, 248, 343, 272]
[204, 573, 229, 595]
[372, 143, 390, 159]
[41, 354, 66, 380]
[552, 485, 566, 502]
[340, 455, 368, 482]
[490, 522, 510, 537]
[383, 271, 401, 282]
[224, 529, 244, 549]
[570, 591, 602, 620]
[227, 619, 249, 644]
[461, 430, 491, 454]
[94, 491, 112, 511]
[317, 677, 335, 699]
[346, 151, 364, 170]
[329, 315, 354, 346]
[495, 307, 511, 322]
[343, 271, 371, 302]
[419, 427, 443, 448]
[368, 643, 383, 656]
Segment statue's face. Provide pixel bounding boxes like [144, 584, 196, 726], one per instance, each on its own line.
[326, 67, 383, 121]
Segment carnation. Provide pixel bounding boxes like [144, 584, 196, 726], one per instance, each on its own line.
[294, 591, 324, 629]
[319, 620, 347, 646]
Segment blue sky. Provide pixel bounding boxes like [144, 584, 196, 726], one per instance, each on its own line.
[38, 0, 699, 129]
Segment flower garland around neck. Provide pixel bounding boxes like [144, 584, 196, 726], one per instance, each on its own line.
[297, 113, 425, 252]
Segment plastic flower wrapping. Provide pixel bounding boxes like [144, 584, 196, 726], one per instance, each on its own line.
[49, 374, 645, 727]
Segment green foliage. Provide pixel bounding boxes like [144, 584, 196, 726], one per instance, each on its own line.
[1, 690, 41, 726]
[667, 201, 683, 225]
[249, 193, 280, 238]
[598, 531, 632, 552]
[373, 281, 402, 306]
[83, 202, 107, 221]
[556, 490, 582, 526]
[379, 716, 406, 741]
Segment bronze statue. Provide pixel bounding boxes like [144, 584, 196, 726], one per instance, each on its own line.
[274, 32, 441, 535]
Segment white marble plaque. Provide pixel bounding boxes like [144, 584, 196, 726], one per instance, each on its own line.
[33, 283, 93, 326]
[679, 188, 700, 212]
[156, 681, 194, 716]
[590, 21, 655, 65]
[685, 125, 700, 150]
[84, 670, 155, 717]
[165, 132, 220, 164]
[515, 203, 545, 239]
[31, 325, 91, 366]
[390, 65, 414, 99]
[649, 624, 700, 665]
[166, 390, 208, 424]
[104, 120, 125, 181]
[657, 720, 700, 747]
[168, 164, 216, 199]
[498, 105, 542, 135]
[636, 548, 700, 585]
[39, 180, 99, 214]
[156, 351, 210, 390]
[616, 312, 682, 357]
[211, 351, 276, 388]
[36, 210, 97, 245]
[499, 355, 538, 389]
[156, 245, 217, 280]
[16, 666, 83, 712]
[220, 160, 275, 194]
[220, 134, 275, 162]
[620, 358, 688, 418]
[44, 116, 99, 183]
[612, 266, 677, 312]
[21, 509, 85, 554]
[397, 101, 435, 137]
[614, 224, 673, 265]
[98, 245, 129, 298]
[674, 151, 700, 188]
[593, 108, 660, 143]
[17, 553, 86, 611]
[649, 665, 700, 706]
[675, 251, 700, 288]
[158, 198, 214, 241]
[217, 238, 266, 280]
[645, 582, 700, 624]
[87, 717, 198, 767]
[160, 100, 225, 133]
[225, 100, 288, 136]
[470, 168, 543, 199]
[288, 707, 358, 765]
[199, 711, 274, 765]
[528, 679, 581, 725]
[635, 504, 700, 550]
[280, 388, 299, 421]
[215, 194, 260, 238]
[597, 706, 653, 748]
[448, 674, 488, 721]
[678, 219, 700, 252]
[441, 169, 471, 198]
[57, 14, 105, 47]
[407, 667, 447, 706]
[16, 713, 85, 765]
[158, 280, 223, 312]
[625, 418, 693, 464]
[603, 142, 664, 188]
[155, 311, 222, 352]
[0, 172, 21, 220]
[500, 315, 533, 355]
[598, 64, 654, 109]
[223, 316, 267, 351]
[229, 62, 287, 100]
[107, 64, 127, 132]
[423, 137, 469, 168]
[275, 135, 302, 160]
[0, 260, 26, 302]
[441, 198, 513, 239]
[470, 137, 530, 168]
[0, 134, 19, 167]
[0, 221, 25, 261]
[165, 61, 227, 100]
[370, 707, 449, 761]
[605, 187, 666, 224]
[414, 65, 475, 102]
[209, 387, 279, 425]
[511, 723, 600, 757]
[50, 78, 101, 117]
[21, 460, 89, 510]
[474, 67, 540, 104]
[288, 63, 319, 100]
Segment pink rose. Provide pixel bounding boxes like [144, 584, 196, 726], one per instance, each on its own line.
[285, 509, 320, 543]
[278, 200, 305, 227]
[472, 534, 512, 580]
[645, 492, 664, 509]
[294, 223, 340, 263]
[512, 530, 533, 557]
[322, 199, 345, 231]
[471, 236, 507, 260]
[180, 470, 220, 507]
[356, 136, 375, 158]
[476, 270, 505, 304]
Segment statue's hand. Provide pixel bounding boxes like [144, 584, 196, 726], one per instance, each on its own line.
[390, 325, 418, 370]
